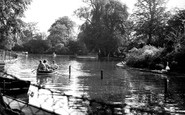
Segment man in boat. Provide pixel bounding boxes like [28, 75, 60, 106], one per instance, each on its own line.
[37, 60, 46, 71]
[50, 60, 59, 70]
[43, 59, 51, 71]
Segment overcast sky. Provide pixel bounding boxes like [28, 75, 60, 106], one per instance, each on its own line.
[22, 0, 185, 34]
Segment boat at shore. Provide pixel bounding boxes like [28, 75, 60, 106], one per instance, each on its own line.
[0, 72, 30, 96]
[0, 60, 5, 72]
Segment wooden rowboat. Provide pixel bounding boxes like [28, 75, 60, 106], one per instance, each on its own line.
[37, 69, 57, 75]
[0, 73, 30, 97]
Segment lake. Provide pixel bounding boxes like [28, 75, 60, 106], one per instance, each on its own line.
[5, 54, 185, 114]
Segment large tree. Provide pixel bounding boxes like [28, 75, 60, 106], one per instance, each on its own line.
[0, 0, 32, 49]
[47, 16, 75, 47]
[75, 0, 129, 57]
[132, 0, 169, 46]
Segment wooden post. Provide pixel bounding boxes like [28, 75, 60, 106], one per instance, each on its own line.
[164, 78, 168, 102]
[101, 70, 103, 80]
[3, 51, 5, 60]
[8, 51, 9, 60]
[69, 65, 71, 79]
[3, 80, 5, 94]
[4, 51, 6, 60]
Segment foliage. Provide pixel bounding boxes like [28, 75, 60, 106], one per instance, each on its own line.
[19, 22, 39, 44]
[47, 16, 75, 47]
[23, 39, 50, 54]
[165, 9, 185, 52]
[162, 9, 185, 72]
[131, 0, 169, 46]
[67, 39, 88, 55]
[126, 45, 164, 69]
[75, 0, 129, 57]
[0, 0, 32, 49]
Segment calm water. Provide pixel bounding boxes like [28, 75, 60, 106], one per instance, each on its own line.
[5, 54, 185, 114]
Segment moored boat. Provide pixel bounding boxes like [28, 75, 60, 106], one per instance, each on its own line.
[0, 61, 5, 72]
[0, 73, 30, 97]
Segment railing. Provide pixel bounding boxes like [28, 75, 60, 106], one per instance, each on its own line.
[1, 65, 185, 115]
[0, 50, 18, 72]
[0, 50, 18, 61]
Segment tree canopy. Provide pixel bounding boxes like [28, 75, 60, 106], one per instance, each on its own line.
[0, 0, 32, 49]
[131, 0, 169, 46]
[75, 0, 129, 57]
[47, 16, 75, 47]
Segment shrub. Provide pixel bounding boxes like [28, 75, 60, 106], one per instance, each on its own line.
[126, 45, 164, 69]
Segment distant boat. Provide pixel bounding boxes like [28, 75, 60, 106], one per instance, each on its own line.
[22, 51, 28, 55]
[75, 55, 98, 60]
[0, 72, 30, 96]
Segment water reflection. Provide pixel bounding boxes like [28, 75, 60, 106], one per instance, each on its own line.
[6, 54, 185, 114]
[36, 74, 54, 86]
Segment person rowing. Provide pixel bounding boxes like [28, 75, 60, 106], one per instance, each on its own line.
[37, 60, 46, 71]
[50, 60, 59, 70]
[43, 59, 52, 71]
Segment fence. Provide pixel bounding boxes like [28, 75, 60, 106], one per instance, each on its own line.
[0, 50, 18, 72]
[0, 50, 18, 61]
[1, 65, 185, 115]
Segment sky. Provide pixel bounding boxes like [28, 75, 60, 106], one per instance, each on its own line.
[22, 0, 185, 34]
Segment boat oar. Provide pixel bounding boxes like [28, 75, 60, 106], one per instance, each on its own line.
[32, 69, 36, 72]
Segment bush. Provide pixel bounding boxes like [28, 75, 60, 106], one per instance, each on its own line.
[126, 45, 164, 69]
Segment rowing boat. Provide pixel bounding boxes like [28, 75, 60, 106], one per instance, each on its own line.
[37, 69, 57, 75]
[0, 73, 30, 97]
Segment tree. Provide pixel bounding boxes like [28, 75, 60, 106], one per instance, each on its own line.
[47, 16, 75, 47]
[166, 9, 185, 43]
[164, 9, 185, 71]
[75, 0, 129, 57]
[18, 22, 39, 44]
[23, 39, 50, 54]
[132, 0, 169, 46]
[0, 0, 32, 50]
[23, 32, 50, 54]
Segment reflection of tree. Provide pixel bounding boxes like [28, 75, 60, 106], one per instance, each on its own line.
[125, 70, 167, 113]
[167, 76, 185, 108]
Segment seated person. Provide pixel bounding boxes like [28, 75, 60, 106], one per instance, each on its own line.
[43, 59, 51, 71]
[37, 60, 46, 71]
[50, 60, 59, 70]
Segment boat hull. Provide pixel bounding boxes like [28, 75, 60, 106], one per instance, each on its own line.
[37, 70, 55, 75]
[0, 75, 30, 96]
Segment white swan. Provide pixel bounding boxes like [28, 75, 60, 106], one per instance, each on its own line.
[161, 62, 170, 73]
[165, 62, 170, 71]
